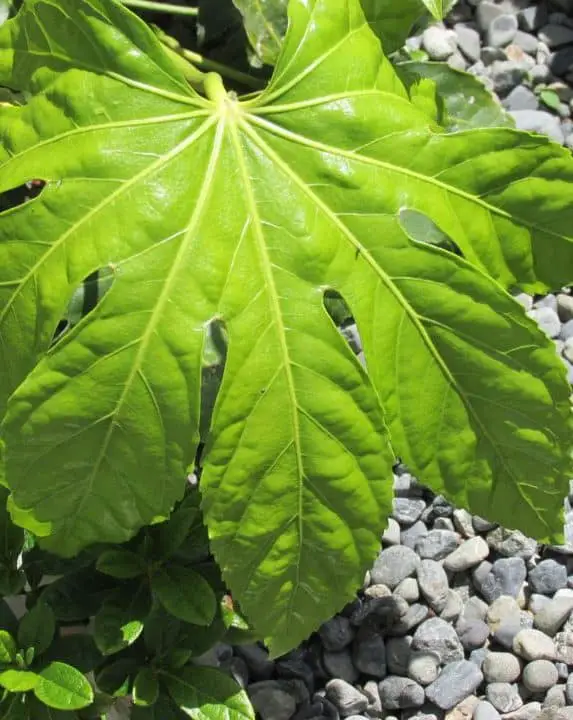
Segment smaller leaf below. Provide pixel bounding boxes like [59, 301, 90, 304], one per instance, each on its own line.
[33, 662, 93, 711]
[151, 566, 216, 626]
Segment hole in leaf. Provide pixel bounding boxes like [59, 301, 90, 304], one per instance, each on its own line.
[51, 267, 115, 346]
[0, 179, 44, 214]
[197, 319, 228, 465]
[323, 290, 366, 368]
[399, 208, 463, 257]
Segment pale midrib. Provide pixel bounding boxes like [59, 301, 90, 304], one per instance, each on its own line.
[0, 114, 215, 329]
[247, 113, 572, 247]
[228, 113, 305, 624]
[0, 109, 209, 182]
[238, 119, 547, 528]
[247, 88, 404, 115]
[63, 118, 225, 529]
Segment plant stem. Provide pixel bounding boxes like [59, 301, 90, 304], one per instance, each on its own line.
[120, 0, 198, 16]
[181, 49, 263, 90]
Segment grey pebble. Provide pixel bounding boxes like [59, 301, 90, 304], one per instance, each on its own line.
[486, 682, 523, 714]
[401, 521, 429, 550]
[236, 645, 274, 680]
[529, 559, 568, 595]
[494, 617, 524, 650]
[392, 497, 426, 525]
[319, 616, 354, 652]
[470, 647, 489, 671]
[534, 596, 573, 636]
[518, 5, 548, 33]
[388, 603, 429, 636]
[412, 617, 464, 664]
[452, 508, 475, 537]
[476, 1, 506, 34]
[444, 536, 489, 572]
[325, 679, 368, 716]
[422, 26, 457, 60]
[512, 30, 539, 55]
[487, 14, 518, 47]
[522, 659, 558, 693]
[394, 577, 420, 603]
[544, 684, 567, 709]
[415, 530, 460, 560]
[474, 700, 502, 720]
[504, 703, 542, 720]
[456, 619, 490, 651]
[486, 528, 537, 559]
[352, 633, 386, 678]
[557, 293, 573, 323]
[407, 650, 440, 686]
[249, 681, 298, 720]
[566, 672, 573, 703]
[503, 85, 538, 111]
[538, 24, 573, 49]
[529, 307, 564, 336]
[371, 546, 420, 589]
[381, 518, 401, 546]
[425, 660, 483, 710]
[386, 636, 412, 675]
[440, 589, 464, 622]
[454, 23, 481, 62]
[417, 560, 449, 613]
[460, 595, 489, 624]
[513, 628, 556, 661]
[482, 652, 522, 683]
[378, 676, 425, 710]
[490, 60, 528, 95]
[323, 649, 359, 684]
[478, 557, 527, 603]
[486, 595, 521, 631]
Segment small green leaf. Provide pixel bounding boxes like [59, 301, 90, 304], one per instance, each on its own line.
[0, 670, 39, 692]
[152, 566, 216, 626]
[17, 602, 55, 657]
[163, 666, 254, 720]
[0, 632, 16, 665]
[232, 0, 288, 65]
[133, 668, 159, 707]
[155, 508, 201, 561]
[96, 550, 145, 579]
[540, 89, 561, 111]
[94, 584, 150, 656]
[419, 0, 456, 19]
[33, 663, 93, 711]
[94, 659, 137, 698]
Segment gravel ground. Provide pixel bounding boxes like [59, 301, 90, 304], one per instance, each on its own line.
[199, 2, 573, 719]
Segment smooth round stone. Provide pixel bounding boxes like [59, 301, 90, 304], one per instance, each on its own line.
[381, 518, 401, 546]
[474, 701, 502, 720]
[417, 560, 449, 613]
[378, 676, 424, 710]
[452, 508, 475, 537]
[529, 594, 552, 615]
[566, 672, 573, 703]
[392, 498, 426, 525]
[470, 647, 489, 671]
[456, 619, 490, 652]
[394, 577, 420, 603]
[352, 633, 386, 678]
[472, 515, 498, 533]
[319, 616, 355, 652]
[487, 13, 518, 46]
[522, 659, 558, 693]
[415, 530, 460, 560]
[249, 682, 297, 720]
[371, 546, 420, 589]
[534, 596, 573, 636]
[544, 684, 566, 708]
[412, 618, 464, 664]
[387, 603, 429, 636]
[503, 85, 538, 111]
[422, 26, 457, 60]
[513, 629, 556, 661]
[486, 683, 523, 714]
[385, 636, 412, 675]
[444, 536, 489, 572]
[440, 589, 464, 623]
[407, 650, 440, 686]
[486, 596, 521, 632]
[400, 521, 428, 550]
[529, 559, 568, 595]
[482, 652, 522, 683]
[493, 618, 524, 650]
[425, 660, 483, 711]
[557, 293, 573, 323]
[460, 595, 489, 624]
[454, 23, 481, 62]
[323, 649, 359, 684]
[325, 679, 368, 716]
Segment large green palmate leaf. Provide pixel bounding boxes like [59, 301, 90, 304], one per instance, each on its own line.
[0, 0, 572, 655]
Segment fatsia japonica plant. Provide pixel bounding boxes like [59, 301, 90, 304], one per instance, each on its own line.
[0, 0, 572, 715]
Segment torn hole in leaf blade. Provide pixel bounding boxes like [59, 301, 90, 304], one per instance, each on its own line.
[322, 289, 366, 368]
[399, 208, 463, 257]
[51, 267, 115, 346]
[196, 318, 227, 467]
[0, 179, 44, 214]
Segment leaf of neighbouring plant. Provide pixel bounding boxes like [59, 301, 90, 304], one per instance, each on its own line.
[17, 602, 56, 657]
[419, 0, 456, 20]
[151, 566, 216, 626]
[539, 89, 561, 111]
[133, 668, 159, 707]
[0, 0, 572, 657]
[400, 61, 514, 131]
[154, 508, 202, 560]
[163, 666, 254, 720]
[361, 0, 430, 52]
[0, 670, 39, 692]
[39, 568, 116, 622]
[94, 583, 151, 655]
[96, 550, 146, 579]
[232, 0, 288, 65]
[33, 663, 93, 711]
[132, 694, 185, 720]
[0, 631, 16, 664]
[94, 659, 137, 698]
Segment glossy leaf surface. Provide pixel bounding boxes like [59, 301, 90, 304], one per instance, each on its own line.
[0, 0, 571, 656]
[164, 667, 254, 720]
[33, 663, 93, 711]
